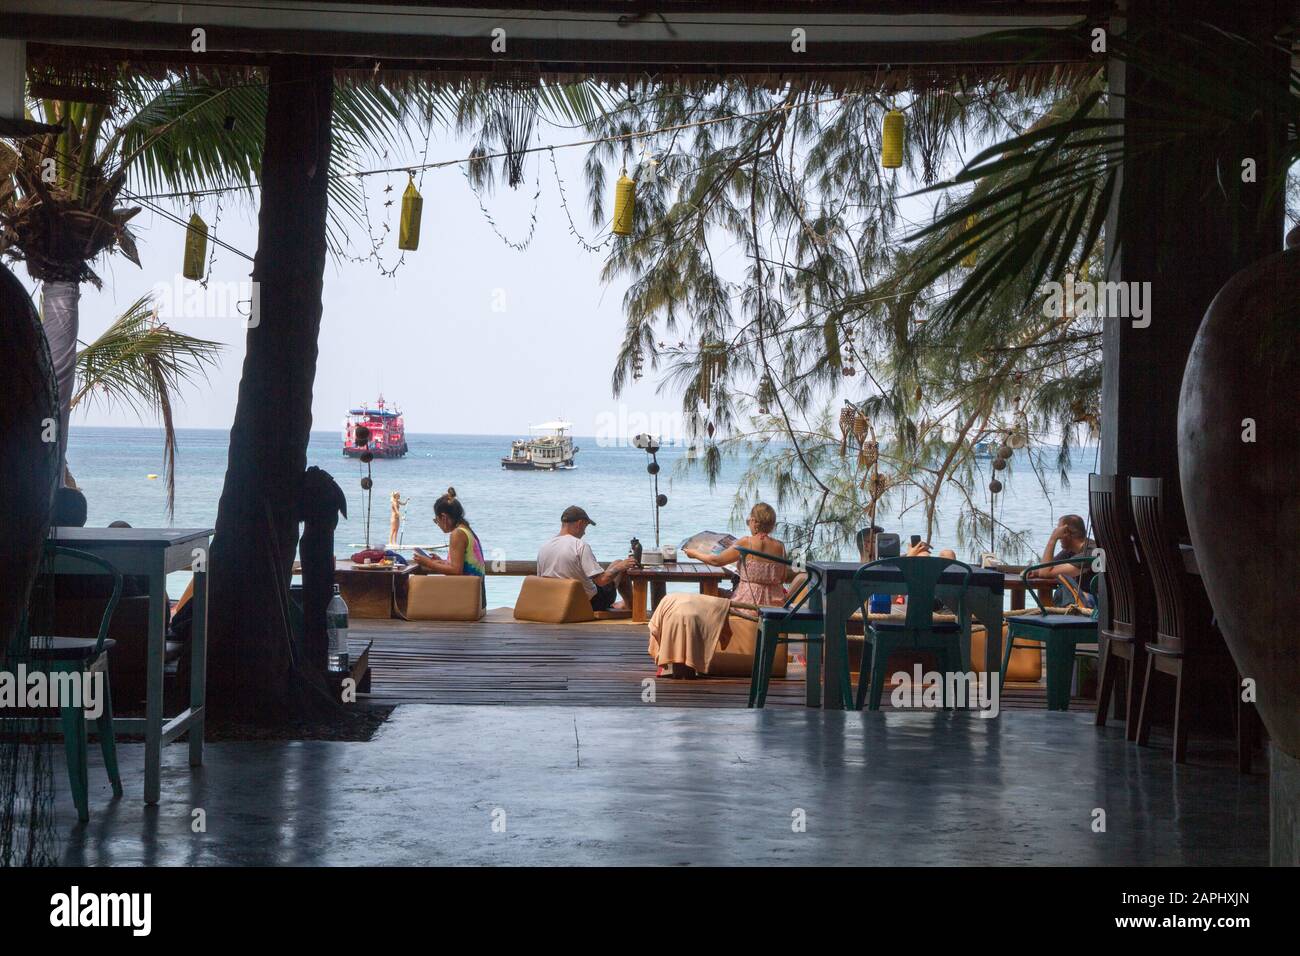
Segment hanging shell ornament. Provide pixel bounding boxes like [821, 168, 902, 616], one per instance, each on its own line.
[182, 212, 208, 280]
[989, 479, 1003, 494]
[997, 444, 1013, 460]
[398, 175, 423, 251]
[992, 456, 1007, 471]
[613, 168, 636, 236]
[881, 108, 905, 169]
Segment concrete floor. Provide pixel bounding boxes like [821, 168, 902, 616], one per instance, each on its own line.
[53, 705, 1267, 865]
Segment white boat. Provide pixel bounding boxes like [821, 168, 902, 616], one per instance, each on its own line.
[501, 420, 579, 471]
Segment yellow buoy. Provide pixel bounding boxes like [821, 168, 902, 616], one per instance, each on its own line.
[961, 214, 978, 268]
[881, 109, 905, 169]
[399, 177, 423, 251]
[612, 169, 636, 236]
[146, 474, 158, 480]
[182, 213, 207, 280]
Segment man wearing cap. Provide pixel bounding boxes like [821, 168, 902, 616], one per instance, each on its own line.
[536, 506, 636, 611]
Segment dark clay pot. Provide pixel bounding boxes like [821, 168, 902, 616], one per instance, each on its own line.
[0, 262, 61, 648]
[1178, 234, 1300, 760]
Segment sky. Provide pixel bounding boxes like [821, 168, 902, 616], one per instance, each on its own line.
[33, 122, 690, 440]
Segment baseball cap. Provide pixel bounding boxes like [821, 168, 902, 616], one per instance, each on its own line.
[561, 505, 595, 525]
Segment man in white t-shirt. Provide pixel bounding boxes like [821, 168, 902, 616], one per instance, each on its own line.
[536, 505, 635, 611]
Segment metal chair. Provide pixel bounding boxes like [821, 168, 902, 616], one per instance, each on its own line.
[739, 548, 835, 708]
[27, 547, 125, 822]
[1089, 473, 1153, 737]
[852, 556, 973, 711]
[1001, 557, 1099, 711]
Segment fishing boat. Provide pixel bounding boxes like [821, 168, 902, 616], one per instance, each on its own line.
[501, 421, 579, 470]
[343, 396, 408, 458]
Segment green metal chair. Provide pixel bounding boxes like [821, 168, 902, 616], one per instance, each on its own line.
[741, 549, 841, 708]
[1001, 556, 1099, 711]
[853, 556, 973, 711]
[29, 547, 125, 822]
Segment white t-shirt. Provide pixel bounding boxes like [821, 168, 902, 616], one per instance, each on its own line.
[537, 533, 604, 597]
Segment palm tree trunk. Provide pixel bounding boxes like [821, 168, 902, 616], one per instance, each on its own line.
[40, 279, 80, 478]
[205, 56, 336, 724]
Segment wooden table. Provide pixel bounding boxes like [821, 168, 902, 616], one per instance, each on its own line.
[1001, 572, 1057, 611]
[626, 562, 729, 623]
[330, 559, 417, 619]
[47, 526, 212, 806]
[807, 561, 1006, 710]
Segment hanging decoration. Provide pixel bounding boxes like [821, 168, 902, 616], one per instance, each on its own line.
[632, 346, 644, 382]
[838, 401, 857, 454]
[613, 167, 637, 236]
[757, 373, 774, 414]
[881, 107, 905, 169]
[182, 212, 207, 281]
[398, 174, 423, 251]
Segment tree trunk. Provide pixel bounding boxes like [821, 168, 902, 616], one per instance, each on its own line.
[40, 278, 79, 477]
[205, 56, 334, 723]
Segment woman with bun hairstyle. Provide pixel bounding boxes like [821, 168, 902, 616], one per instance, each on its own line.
[413, 487, 487, 580]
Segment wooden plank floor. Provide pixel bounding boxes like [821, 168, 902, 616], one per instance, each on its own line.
[354, 609, 1087, 711]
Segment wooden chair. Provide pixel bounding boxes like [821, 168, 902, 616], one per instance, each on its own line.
[1129, 477, 1233, 764]
[1000, 557, 1099, 711]
[26, 547, 125, 822]
[1089, 473, 1153, 738]
[852, 556, 972, 711]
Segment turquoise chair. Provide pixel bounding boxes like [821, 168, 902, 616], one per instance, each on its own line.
[741, 549, 847, 708]
[853, 556, 973, 711]
[28, 547, 125, 822]
[1001, 557, 1099, 711]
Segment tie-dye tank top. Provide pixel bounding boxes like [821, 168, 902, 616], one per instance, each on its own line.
[456, 525, 487, 577]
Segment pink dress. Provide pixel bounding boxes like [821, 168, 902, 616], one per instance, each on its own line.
[731, 535, 787, 608]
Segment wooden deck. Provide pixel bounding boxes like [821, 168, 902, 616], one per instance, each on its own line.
[353, 609, 1084, 710]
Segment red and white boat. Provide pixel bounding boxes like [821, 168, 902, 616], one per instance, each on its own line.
[343, 396, 408, 458]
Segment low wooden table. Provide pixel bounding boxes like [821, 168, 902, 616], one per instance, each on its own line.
[333, 559, 416, 619]
[626, 562, 729, 624]
[1000, 571, 1057, 611]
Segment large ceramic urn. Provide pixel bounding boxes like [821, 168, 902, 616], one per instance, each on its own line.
[1178, 231, 1300, 762]
[0, 262, 61, 649]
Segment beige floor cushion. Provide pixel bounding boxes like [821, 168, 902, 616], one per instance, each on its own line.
[705, 614, 789, 677]
[513, 576, 595, 624]
[403, 574, 485, 621]
[971, 623, 1042, 681]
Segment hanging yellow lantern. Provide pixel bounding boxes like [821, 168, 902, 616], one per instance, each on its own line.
[613, 168, 636, 236]
[399, 176, 423, 251]
[881, 108, 904, 169]
[182, 212, 207, 280]
[961, 214, 979, 268]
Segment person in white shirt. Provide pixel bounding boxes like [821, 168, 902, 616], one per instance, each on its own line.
[536, 505, 635, 611]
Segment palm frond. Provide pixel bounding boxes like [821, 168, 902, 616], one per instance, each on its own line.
[72, 294, 223, 518]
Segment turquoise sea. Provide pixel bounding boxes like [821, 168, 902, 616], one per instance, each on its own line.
[65, 427, 1098, 605]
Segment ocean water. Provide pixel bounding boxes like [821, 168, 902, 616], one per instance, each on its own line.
[65, 427, 1098, 605]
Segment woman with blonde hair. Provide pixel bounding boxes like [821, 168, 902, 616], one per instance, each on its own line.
[683, 502, 789, 607]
